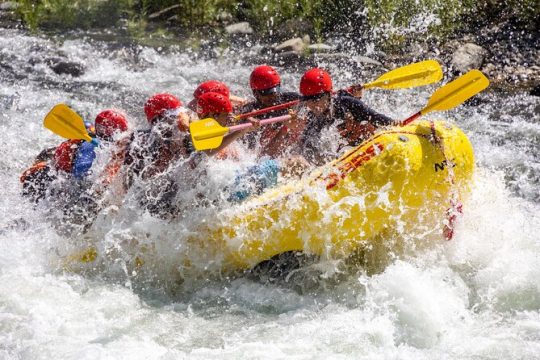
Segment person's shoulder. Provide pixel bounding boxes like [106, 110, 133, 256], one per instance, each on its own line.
[237, 99, 258, 113]
[35, 147, 56, 162]
[336, 92, 365, 107]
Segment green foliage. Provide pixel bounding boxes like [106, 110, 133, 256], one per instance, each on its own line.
[12, 0, 539, 41]
[16, 0, 133, 30]
[17, 0, 41, 31]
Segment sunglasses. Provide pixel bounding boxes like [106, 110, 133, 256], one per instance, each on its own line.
[254, 85, 281, 96]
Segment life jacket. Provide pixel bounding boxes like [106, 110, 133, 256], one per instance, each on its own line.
[54, 139, 84, 173]
[20, 161, 48, 184]
[20, 161, 55, 203]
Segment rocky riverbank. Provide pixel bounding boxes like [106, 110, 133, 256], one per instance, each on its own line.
[1, 1, 537, 94]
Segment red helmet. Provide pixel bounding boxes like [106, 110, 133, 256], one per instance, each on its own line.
[299, 68, 333, 96]
[193, 80, 230, 99]
[250, 65, 281, 91]
[95, 110, 128, 138]
[54, 139, 82, 172]
[196, 92, 232, 117]
[144, 93, 182, 122]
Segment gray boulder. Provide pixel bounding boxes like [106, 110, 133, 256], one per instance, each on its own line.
[530, 84, 540, 97]
[451, 43, 488, 73]
[0, 2, 19, 11]
[50, 61, 85, 77]
[217, 11, 233, 24]
[274, 38, 306, 54]
[352, 55, 383, 67]
[272, 19, 314, 41]
[225, 22, 254, 35]
[275, 51, 304, 67]
[308, 43, 336, 53]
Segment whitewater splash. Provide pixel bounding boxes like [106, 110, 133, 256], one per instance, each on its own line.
[1, 28, 539, 359]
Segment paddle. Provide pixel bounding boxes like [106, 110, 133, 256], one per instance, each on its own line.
[44, 104, 98, 145]
[400, 69, 490, 126]
[191, 60, 445, 150]
[235, 59, 443, 120]
[190, 115, 290, 151]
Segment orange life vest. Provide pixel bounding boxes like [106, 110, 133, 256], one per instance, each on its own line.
[20, 161, 48, 183]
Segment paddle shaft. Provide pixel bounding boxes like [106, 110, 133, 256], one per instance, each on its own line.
[401, 112, 422, 126]
[237, 101, 299, 119]
[228, 115, 291, 133]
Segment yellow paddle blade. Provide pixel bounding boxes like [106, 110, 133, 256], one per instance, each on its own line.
[364, 60, 443, 90]
[189, 117, 229, 151]
[422, 70, 490, 114]
[43, 104, 93, 142]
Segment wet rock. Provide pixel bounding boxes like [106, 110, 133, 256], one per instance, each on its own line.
[50, 61, 85, 77]
[0, 1, 20, 28]
[274, 37, 306, 55]
[225, 22, 253, 35]
[217, 11, 233, 24]
[148, 4, 181, 21]
[451, 43, 488, 73]
[117, 18, 129, 29]
[275, 51, 304, 66]
[504, 65, 539, 84]
[0, 2, 19, 11]
[307, 52, 367, 69]
[482, 62, 497, 74]
[352, 55, 383, 67]
[272, 19, 314, 41]
[530, 85, 540, 97]
[166, 15, 178, 23]
[308, 43, 336, 53]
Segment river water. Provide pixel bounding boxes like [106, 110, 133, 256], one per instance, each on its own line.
[1, 28, 539, 359]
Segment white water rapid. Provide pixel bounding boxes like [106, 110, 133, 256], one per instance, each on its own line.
[1, 28, 539, 359]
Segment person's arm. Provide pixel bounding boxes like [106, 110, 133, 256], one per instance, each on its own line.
[205, 118, 261, 157]
[234, 100, 257, 115]
[230, 95, 248, 110]
[34, 146, 56, 163]
[341, 95, 394, 127]
[72, 141, 97, 179]
[96, 137, 130, 188]
[121, 134, 140, 191]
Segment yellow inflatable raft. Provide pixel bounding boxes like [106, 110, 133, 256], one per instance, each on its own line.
[68, 119, 474, 276]
[186, 119, 474, 274]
